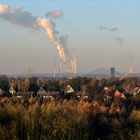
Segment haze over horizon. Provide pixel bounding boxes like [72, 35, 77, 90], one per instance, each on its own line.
[0, 0, 139, 74]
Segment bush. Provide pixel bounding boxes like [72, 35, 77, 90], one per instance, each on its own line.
[0, 98, 140, 140]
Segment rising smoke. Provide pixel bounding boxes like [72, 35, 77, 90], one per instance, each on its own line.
[0, 4, 38, 29]
[36, 17, 66, 61]
[99, 25, 123, 45]
[115, 37, 123, 45]
[110, 27, 118, 32]
[99, 25, 108, 30]
[128, 52, 135, 73]
[46, 10, 63, 19]
[0, 4, 77, 74]
[99, 25, 119, 32]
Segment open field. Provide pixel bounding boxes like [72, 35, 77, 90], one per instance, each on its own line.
[1, 96, 140, 140]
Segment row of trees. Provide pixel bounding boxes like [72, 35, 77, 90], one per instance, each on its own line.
[1, 75, 140, 99]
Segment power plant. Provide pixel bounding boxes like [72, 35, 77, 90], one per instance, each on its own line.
[0, 4, 78, 76]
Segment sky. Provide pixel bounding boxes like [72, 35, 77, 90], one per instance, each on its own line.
[0, 0, 140, 74]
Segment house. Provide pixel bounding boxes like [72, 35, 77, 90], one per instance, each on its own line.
[132, 87, 140, 96]
[37, 87, 47, 96]
[37, 87, 55, 102]
[103, 86, 115, 95]
[0, 88, 4, 96]
[65, 85, 75, 94]
[114, 90, 126, 99]
[9, 87, 16, 95]
[64, 85, 76, 100]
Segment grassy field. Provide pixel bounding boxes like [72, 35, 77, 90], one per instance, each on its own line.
[0, 97, 140, 140]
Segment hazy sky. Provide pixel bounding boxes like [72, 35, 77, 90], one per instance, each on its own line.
[0, 0, 140, 74]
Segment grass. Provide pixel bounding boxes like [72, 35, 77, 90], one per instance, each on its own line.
[0, 97, 140, 140]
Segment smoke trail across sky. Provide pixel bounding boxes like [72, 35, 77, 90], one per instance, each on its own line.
[99, 25, 123, 45]
[46, 10, 63, 19]
[0, 3, 77, 74]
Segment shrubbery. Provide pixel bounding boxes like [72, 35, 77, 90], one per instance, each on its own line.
[0, 98, 140, 140]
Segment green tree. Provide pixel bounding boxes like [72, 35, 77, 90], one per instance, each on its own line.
[86, 79, 99, 101]
[0, 75, 10, 92]
[28, 77, 39, 96]
[47, 80, 60, 91]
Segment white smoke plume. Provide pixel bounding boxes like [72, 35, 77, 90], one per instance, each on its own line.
[71, 56, 77, 74]
[99, 25, 119, 32]
[99, 25, 108, 30]
[0, 4, 38, 29]
[128, 52, 135, 73]
[99, 25, 123, 45]
[59, 35, 69, 55]
[59, 35, 78, 73]
[0, 4, 65, 61]
[0, 3, 77, 74]
[115, 37, 123, 44]
[0, 4, 77, 73]
[0, 4, 9, 14]
[36, 17, 66, 61]
[46, 10, 63, 19]
[110, 27, 118, 32]
[70, 49, 77, 74]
